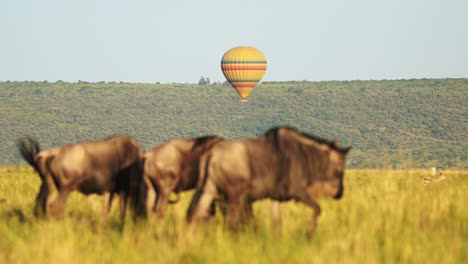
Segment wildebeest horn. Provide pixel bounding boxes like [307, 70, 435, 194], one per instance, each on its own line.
[340, 146, 352, 154]
[332, 140, 340, 148]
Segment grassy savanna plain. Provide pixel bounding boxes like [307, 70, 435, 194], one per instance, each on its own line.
[0, 167, 466, 263]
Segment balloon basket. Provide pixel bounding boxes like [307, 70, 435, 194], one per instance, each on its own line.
[240, 98, 248, 103]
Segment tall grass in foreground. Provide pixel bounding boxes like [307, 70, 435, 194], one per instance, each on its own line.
[0, 167, 466, 263]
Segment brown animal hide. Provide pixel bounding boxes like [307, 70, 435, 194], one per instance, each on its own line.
[143, 136, 222, 218]
[16, 135, 147, 221]
[187, 126, 351, 238]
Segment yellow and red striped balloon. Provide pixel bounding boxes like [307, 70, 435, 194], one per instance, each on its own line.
[221, 46, 267, 102]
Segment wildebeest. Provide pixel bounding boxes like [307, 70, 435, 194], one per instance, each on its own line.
[16, 135, 147, 221]
[143, 136, 223, 218]
[187, 126, 351, 238]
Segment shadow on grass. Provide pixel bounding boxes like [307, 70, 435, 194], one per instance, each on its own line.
[66, 209, 130, 234]
[1, 207, 32, 224]
[178, 252, 204, 264]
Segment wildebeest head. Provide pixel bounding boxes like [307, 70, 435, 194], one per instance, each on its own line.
[265, 126, 352, 200]
[328, 144, 351, 199]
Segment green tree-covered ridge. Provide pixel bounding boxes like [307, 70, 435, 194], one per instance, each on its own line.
[0, 79, 466, 169]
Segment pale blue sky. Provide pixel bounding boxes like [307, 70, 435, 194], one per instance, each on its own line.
[1, 0, 467, 83]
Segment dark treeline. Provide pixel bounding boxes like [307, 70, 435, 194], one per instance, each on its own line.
[0, 79, 466, 169]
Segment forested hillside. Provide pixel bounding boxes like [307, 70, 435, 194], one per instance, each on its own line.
[0, 79, 466, 168]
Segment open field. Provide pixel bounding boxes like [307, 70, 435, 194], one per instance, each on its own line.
[0, 167, 466, 263]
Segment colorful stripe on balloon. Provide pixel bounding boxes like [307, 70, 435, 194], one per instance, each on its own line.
[221, 66, 267, 71]
[221, 46, 267, 99]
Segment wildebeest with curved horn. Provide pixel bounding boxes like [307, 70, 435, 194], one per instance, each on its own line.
[187, 126, 351, 238]
[143, 135, 223, 218]
[16, 135, 147, 221]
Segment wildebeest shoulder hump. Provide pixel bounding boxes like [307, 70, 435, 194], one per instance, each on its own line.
[191, 135, 222, 149]
[263, 126, 342, 152]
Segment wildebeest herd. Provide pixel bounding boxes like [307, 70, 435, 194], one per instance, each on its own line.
[16, 126, 351, 238]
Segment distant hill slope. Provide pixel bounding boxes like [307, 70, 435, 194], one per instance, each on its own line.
[0, 79, 466, 169]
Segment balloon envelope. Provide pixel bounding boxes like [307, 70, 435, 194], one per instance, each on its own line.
[221, 46, 267, 102]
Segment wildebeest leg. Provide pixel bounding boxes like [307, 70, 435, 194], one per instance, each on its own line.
[101, 192, 113, 219]
[33, 181, 49, 218]
[49, 189, 71, 219]
[146, 177, 167, 218]
[153, 189, 171, 218]
[271, 201, 281, 235]
[225, 192, 248, 232]
[144, 177, 155, 216]
[86, 194, 99, 212]
[217, 195, 227, 217]
[301, 196, 321, 239]
[119, 191, 128, 222]
[34, 174, 55, 218]
[240, 201, 253, 225]
[187, 178, 218, 224]
[217, 195, 252, 225]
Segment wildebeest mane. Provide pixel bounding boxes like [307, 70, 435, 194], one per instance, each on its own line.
[263, 126, 345, 152]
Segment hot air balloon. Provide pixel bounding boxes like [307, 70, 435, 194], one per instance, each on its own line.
[221, 46, 267, 102]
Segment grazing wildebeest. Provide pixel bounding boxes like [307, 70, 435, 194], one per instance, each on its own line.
[187, 126, 351, 238]
[16, 135, 147, 221]
[143, 136, 223, 218]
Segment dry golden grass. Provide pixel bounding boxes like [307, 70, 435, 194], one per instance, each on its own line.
[0, 167, 466, 263]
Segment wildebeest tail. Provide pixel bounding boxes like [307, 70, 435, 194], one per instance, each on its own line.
[186, 189, 202, 222]
[16, 136, 40, 169]
[130, 156, 148, 219]
[16, 136, 51, 218]
[196, 153, 212, 189]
